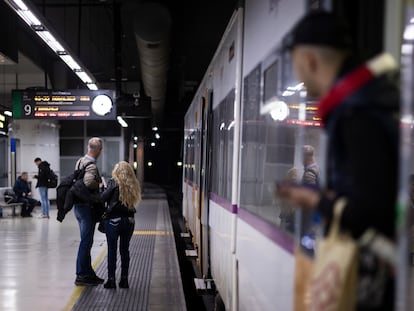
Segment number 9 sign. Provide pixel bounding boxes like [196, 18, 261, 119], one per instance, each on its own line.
[24, 104, 32, 116]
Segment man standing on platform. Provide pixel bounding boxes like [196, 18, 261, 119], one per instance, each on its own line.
[73, 137, 104, 286]
[33, 157, 51, 219]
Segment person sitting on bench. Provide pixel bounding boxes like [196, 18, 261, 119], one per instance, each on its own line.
[13, 172, 37, 217]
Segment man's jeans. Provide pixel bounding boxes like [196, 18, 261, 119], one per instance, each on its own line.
[104, 217, 135, 278]
[38, 186, 50, 216]
[74, 204, 96, 277]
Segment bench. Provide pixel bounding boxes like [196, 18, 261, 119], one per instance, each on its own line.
[0, 187, 23, 217]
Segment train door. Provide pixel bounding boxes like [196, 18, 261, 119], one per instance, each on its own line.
[199, 92, 213, 278]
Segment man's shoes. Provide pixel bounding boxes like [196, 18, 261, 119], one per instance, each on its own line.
[90, 275, 104, 284]
[104, 278, 116, 289]
[74, 275, 103, 286]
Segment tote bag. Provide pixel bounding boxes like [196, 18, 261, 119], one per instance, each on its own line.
[309, 198, 358, 311]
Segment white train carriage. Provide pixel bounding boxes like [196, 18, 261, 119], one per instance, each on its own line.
[183, 0, 407, 310]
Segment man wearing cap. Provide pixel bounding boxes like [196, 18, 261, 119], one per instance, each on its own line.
[277, 10, 399, 310]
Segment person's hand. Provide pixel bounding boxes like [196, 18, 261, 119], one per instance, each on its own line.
[276, 181, 320, 209]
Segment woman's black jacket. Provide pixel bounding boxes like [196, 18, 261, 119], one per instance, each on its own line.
[100, 178, 135, 219]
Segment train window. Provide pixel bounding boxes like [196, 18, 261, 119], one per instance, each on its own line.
[240, 54, 327, 238]
[210, 89, 235, 201]
[263, 60, 278, 103]
[184, 133, 195, 183]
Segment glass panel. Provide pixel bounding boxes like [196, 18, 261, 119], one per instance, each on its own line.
[103, 140, 120, 178]
[87, 120, 121, 137]
[60, 139, 84, 156]
[210, 89, 235, 201]
[60, 157, 79, 178]
[59, 120, 84, 137]
[240, 51, 326, 242]
[263, 60, 278, 102]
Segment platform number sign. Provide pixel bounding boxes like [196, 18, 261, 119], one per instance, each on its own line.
[12, 89, 116, 120]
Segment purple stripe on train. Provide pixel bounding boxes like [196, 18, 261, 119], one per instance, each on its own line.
[209, 193, 237, 214]
[238, 207, 294, 254]
[208, 192, 294, 254]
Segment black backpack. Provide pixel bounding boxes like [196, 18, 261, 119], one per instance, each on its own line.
[46, 169, 58, 188]
[56, 161, 94, 221]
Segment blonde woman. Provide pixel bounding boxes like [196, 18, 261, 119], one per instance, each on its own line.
[100, 161, 142, 289]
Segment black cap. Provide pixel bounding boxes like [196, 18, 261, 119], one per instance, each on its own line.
[286, 10, 352, 50]
[34, 157, 41, 162]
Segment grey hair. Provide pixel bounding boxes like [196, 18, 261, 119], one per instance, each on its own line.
[88, 137, 103, 153]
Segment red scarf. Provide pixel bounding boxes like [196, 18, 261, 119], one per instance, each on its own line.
[317, 53, 397, 122]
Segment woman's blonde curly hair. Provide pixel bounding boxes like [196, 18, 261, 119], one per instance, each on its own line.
[112, 161, 142, 209]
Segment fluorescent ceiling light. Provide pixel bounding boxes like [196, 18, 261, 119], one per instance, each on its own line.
[12, 0, 27, 10]
[87, 83, 98, 90]
[75, 71, 93, 84]
[37, 31, 64, 52]
[117, 116, 128, 128]
[59, 55, 81, 70]
[152, 127, 158, 131]
[18, 10, 41, 26]
[5, 0, 99, 89]
[155, 133, 160, 139]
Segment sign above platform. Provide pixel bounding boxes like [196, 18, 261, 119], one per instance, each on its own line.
[12, 89, 116, 120]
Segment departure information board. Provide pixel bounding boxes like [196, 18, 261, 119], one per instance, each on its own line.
[12, 89, 116, 120]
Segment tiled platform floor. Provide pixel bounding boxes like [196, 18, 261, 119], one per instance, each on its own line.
[0, 197, 186, 311]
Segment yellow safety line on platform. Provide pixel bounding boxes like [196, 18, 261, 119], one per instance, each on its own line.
[61, 246, 108, 311]
[133, 230, 173, 235]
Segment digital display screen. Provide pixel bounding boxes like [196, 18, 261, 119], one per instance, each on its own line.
[12, 89, 116, 120]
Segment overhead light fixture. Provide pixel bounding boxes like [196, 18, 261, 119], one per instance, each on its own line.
[86, 83, 98, 90]
[59, 55, 81, 71]
[4, 111, 13, 117]
[152, 126, 158, 131]
[4, 0, 99, 89]
[117, 116, 128, 127]
[75, 71, 93, 84]
[155, 133, 160, 139]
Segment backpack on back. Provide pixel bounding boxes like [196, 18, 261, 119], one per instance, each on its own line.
[46, 169, 58, 188]
[56, 161, 93, 222]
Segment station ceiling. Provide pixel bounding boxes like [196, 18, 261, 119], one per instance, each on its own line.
[0, 0, 237, 134]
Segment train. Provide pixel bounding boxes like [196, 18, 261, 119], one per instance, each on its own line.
[182, 0, 412, 310]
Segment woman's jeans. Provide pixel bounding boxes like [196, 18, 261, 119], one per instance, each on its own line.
[74, 204, 96, 277]
[38, 186, 50, 216]
[104, 217, 135, 279]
